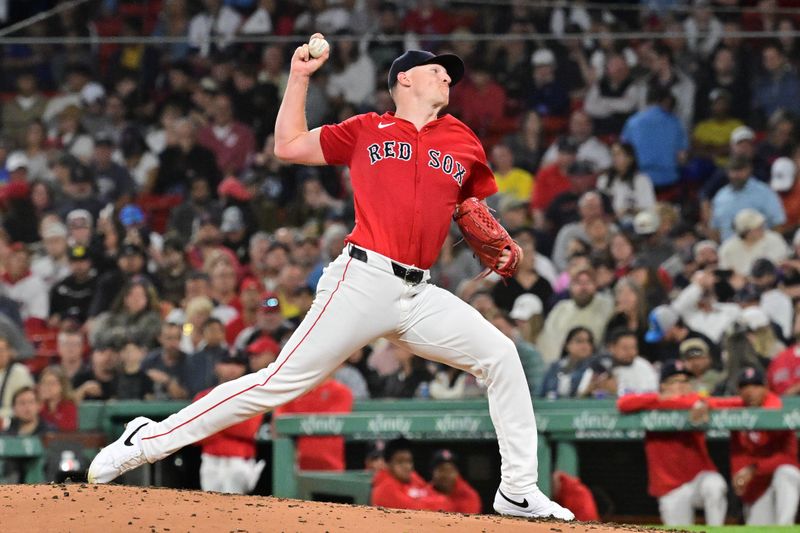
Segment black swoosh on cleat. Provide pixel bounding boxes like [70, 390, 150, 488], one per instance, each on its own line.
[123, 422, 148, 446]
[499, 490, 528, 508]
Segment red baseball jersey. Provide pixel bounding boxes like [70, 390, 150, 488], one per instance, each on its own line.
[767, 344, 800, 395]
[617, 393, 740, 497]
[320, 111, 497, 269]
[727, 392, 800, 504]
[273, 379, 353, 471]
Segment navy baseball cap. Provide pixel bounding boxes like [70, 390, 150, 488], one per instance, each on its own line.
[388, 50, 465, 89]
[660, 359, 692, 383]
[738, 366, 766, 387]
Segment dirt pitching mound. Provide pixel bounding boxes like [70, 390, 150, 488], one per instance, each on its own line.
[1, 484, 656, 532]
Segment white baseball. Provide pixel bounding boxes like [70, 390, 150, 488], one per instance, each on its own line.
[308, 37, 329, 59]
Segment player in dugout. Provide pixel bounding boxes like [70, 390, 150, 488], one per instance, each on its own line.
[706, 367, 800, 525]
[371, 437, 451, 511]
[617, 360, 730, 526]
[426, 449, 481, 513]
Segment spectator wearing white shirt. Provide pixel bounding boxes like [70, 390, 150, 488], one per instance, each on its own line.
[188, 0, 243, 57]
[750, 259, 794, 341]
[586, 328, 658, 397]
[718, 208, 790, 276]
[31, 221, 70, 289]
[683, 0, 723, 60]
[672, 270, 741, 345]
[240, 0, 273, 35]
[584, 52, 639, 136]
[596, 142, 656, 223]
[541, 110, 612, 172]
[326, 33, 376, 108]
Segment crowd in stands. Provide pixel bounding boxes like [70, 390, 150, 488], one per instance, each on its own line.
[3, 0, 800, 522]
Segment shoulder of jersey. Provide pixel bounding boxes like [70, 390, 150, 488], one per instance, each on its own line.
[443, 114, 484, 147]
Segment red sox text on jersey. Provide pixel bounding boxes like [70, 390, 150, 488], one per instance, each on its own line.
[320, 111, 497, 268]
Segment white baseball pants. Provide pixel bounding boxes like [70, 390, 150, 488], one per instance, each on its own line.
[744, 464, 800, 525]
[658, 470, 728, 526]
[199, 454, 265, 494]
[139, 246, 539, 495]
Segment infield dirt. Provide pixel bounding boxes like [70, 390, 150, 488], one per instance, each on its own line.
[1, 484, 660, 532]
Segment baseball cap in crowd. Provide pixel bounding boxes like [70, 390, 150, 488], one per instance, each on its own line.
[239, 277, 262, 293]
[531, 48, 556, 67]
[660, 359, 692, 383]
[94, 131, 115, 147]
[679, 338, 710, 359]
[770, 157, 796, 192]
[261, 292, 281, 313]
[200, 77, 219, 93]
[740, 306, 770, 331]
[645, 305, 680, 343]
[387, 50, 465, 89]
[509, 294, 543, 321]
[221, 206, 245, 233]
[6, 152, 28, 172]
[383, 436, 413, 461]
[216, 351, 249, 367]
[738, 366, 766, 387]
[633, 210, 660, 236]
[218, 176, 253, 201]
[557, 136, 580, 154]
[119, 204, 145, 227]
[734, 208, 765, 235]
[66, 209, 93, 228]
[430, 449, 458, 470]
[80, 82, 106, 105]
[119, 243, 145, 258]
[197, 210, 221, 228]
[751, 258, 777, 279]
[41, 221, 68, 239]
[567, 161, 594, 180]
[247, 335, 280, 357]
[68, 245, 91, 261]
[692, 239, 718, 258]
[730, 125, 755, 146]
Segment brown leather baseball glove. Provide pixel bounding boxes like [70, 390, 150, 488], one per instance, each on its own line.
[453, 197, 522, 278]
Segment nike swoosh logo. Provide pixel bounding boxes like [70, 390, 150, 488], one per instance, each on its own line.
[378, 122, 395, 129]
[499, 490, 528, 508]
[123, 422, 149, 446]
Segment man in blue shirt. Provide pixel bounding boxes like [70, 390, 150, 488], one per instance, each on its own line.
[752, 42, 800, 123]
[711, 155, 786, 240]
[621, 86, 688, 189]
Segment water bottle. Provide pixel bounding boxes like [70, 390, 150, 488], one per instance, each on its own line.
[418, 381, 430, 399]
[59, 450, 80, 473]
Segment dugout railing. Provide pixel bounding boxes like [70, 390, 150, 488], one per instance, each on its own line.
[4, 397, 800, 500]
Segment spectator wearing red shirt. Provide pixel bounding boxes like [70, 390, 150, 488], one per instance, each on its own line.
[449, 63, 508, 143]
[225, 278, 264, 345]
[766, 343, 800, 395]
[402, 0, 454, 36]
[552, 470, 600, 522]
[37, 366, 78, 432]
[195, 352, 265, 494]
[724, 367, 800, 525]
[273, 377, 353, 471]
[427, 449, 481, 514]
[617, 360, 732, 526]
[371, 437, 453, 512]
[530, 137, 577, 230]
[197, 92, 256, 175]
[245, 334, 280, 372]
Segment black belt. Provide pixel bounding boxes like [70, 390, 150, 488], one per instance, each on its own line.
[349, 246, 425, 285]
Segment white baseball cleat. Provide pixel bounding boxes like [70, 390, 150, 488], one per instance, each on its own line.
[88, 416, 153, 484]
[493, 487, 576, 521]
